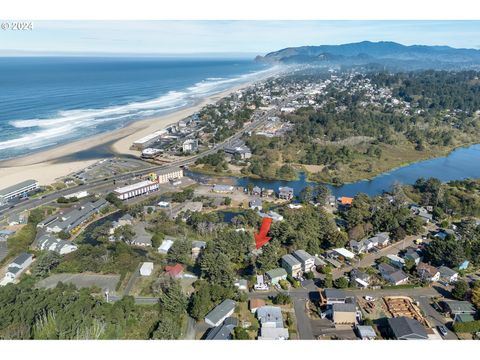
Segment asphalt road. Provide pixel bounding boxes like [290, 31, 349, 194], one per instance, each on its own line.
[0, 98, 292, 222]
[293, 298, 315, 340]
[331, 229, 434, 280]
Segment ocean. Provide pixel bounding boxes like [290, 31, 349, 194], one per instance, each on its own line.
[0, 57, 271, 160]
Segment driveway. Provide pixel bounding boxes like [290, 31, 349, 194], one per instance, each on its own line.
[415, 295, 458, 340]
[293, 298, 315, 340]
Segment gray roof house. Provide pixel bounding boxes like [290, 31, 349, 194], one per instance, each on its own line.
[292, 249, 315, 272]
[438, 266, 458, 284]
[205, 317, 238, 340]
[281, 254, 302, 277]
[266, 268, 287, 285]
[323, 288, 353, 304]
[378, 263, 409, 285]
[249, 198, 263, 210]
[278, 186, 294, 200]
[387, 317, 428, 340]
[257, 306, 284, 328]
[356, 325, 377, 340]
[205, 299, 236, 327]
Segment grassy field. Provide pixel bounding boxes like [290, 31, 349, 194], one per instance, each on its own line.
[304, 140, 478, 185]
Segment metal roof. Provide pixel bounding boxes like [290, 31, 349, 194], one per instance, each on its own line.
[266, 268, 287, 279]
[387, 317, 428, 340]
[205, 299, 236, 326]
[0, 179, 38, 197]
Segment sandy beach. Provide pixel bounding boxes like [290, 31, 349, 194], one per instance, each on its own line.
[0, 83, 249, 188]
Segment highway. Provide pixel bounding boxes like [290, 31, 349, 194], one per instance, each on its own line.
[0, 98, 290, 222]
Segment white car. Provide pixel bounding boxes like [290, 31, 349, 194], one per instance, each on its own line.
[364, 295, 376, 302]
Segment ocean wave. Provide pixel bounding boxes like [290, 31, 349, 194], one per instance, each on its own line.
[1, 65, 281, 152]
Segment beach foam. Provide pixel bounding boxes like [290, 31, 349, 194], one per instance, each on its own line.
[0, 64, 280, 156]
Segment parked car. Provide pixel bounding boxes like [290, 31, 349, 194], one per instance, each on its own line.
[438, 325, 448, 337]
[364, 296, 376, 302]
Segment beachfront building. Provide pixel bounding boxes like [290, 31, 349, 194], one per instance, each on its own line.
[114, 180, 159, 200]
[132, 129, 168, 150]
[157, 168, 183, 184]
[0, 179, 39, 205]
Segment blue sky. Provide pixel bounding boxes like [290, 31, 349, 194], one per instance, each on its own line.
[2, 21, 480, 55]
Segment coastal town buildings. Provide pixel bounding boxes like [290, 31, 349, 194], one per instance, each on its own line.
[114, 180, 159, 200]
[0, 179, 39, 205]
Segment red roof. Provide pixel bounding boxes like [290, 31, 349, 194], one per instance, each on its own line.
[339, 197, 354, 205]
[165, 263, 184, 277]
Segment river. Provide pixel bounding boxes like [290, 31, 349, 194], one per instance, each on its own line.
[187, 144, 480, 197]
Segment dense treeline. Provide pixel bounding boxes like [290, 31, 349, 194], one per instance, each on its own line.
[0, 282, 159, 339]
[369, 70, 480, 113]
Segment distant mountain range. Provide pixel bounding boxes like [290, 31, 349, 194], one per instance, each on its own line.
[256, 41, 480, 70]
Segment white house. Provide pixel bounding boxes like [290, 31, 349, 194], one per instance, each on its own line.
[333, 248, 355, 260]
[140, 262, 154, 276]
[5, 253, 33, 281]
[438, 266, 459, 284]
[158, 239, 174, 254]
[292, 249, 315, 273]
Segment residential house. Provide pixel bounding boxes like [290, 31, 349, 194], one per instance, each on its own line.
[368, 232, 390, 248]
[442, 300, 476, 320]
[411, 205, 433, 223]
[350, 269, 371, 288]
[278, 187, 294, 200]
[416, 262, 440, 282]
[251, 186, 262, 196]
[205, 299, 236, 327]
[378, 263, 409, 285]
[36, 234, 78, 255]
[249, 198, 263, 211]
[257, 306, 284, 328]
[332, 303, 357, 325]
[387, 317, 428, 340]
[165, 263, 184, 279]
[258, 327, 289, 340]
[338, 197, 353, 206]
[140, 262, 154, 276]
[254, 274, 269, 291]
[356, 325, 376, 340]
[387, 254, 405, 269]
[205, 317, 238, 340]
[403, 247, 422, 265]
[266, 268, 287, 285]
[438, 266, 458, 284]
[281, 254, 302, 278]
[332, 247, 355, 260]
[349, 239, 372, 254]
[292, 249, 315, 273]
[5, 253, 33, 281]
[158, 239, 174, 254]
[321, 288, 353, 305]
